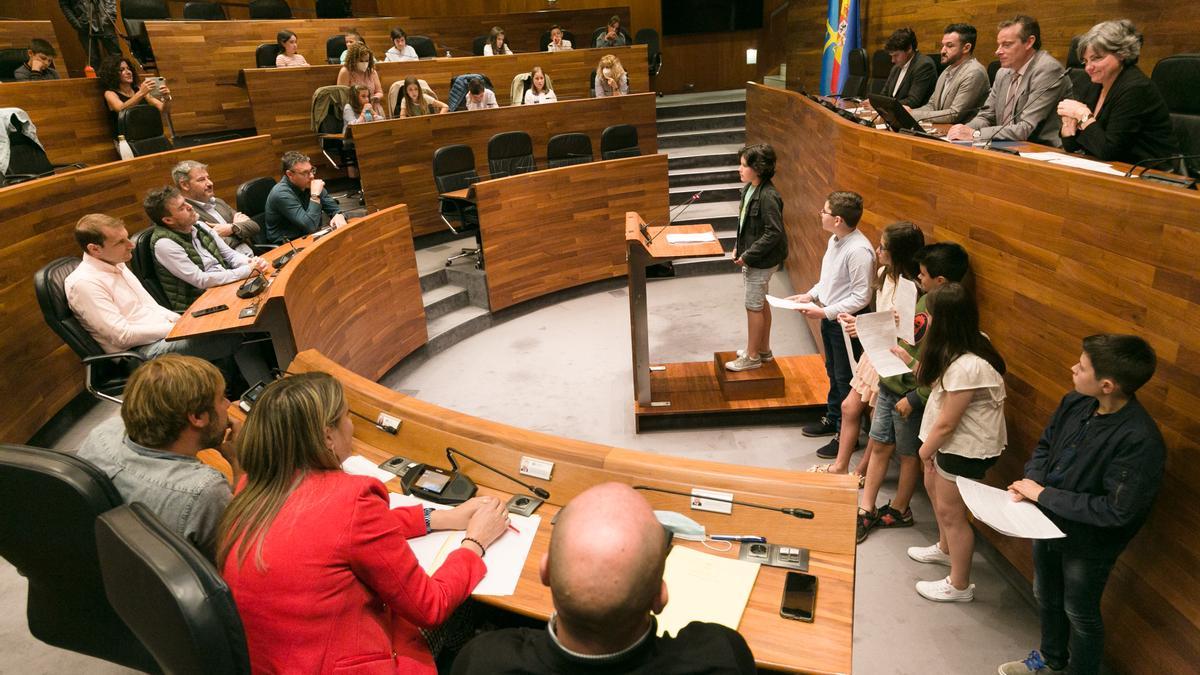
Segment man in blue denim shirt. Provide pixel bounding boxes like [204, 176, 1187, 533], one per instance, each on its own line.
[78, 355, 239, 559]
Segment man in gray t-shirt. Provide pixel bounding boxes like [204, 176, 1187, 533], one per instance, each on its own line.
[78, 354, 239, 559]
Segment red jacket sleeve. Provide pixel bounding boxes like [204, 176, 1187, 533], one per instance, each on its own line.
[347, 482, 487, 629]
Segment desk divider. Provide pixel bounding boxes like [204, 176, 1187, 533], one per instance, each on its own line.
[2, 78, 117, 167]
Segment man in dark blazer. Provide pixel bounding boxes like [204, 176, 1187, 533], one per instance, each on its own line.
[880, 28, 937, 108]
[172, 160, 262, 255]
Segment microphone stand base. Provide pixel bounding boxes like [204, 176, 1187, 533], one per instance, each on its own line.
[507, 494, 544, 516]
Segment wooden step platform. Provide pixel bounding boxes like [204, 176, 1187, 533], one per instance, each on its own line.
[714, 350, 785, 400]
[634, 353, 828, 431]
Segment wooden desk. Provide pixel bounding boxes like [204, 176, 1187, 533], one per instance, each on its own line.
[0, 78, 116, 166]
[746, 82, 1200, 674]
[288, 348, 856, 674]
[0, 20, 68, 74]
[352, 92, 658, 237]
[143, 7, 630, 135]
[242, 45, 649, 172]
[473, 154, 668, 311]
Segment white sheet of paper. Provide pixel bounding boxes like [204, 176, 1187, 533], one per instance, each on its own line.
[1018, 151, 1064, 161]
[765, 294, 821, 312]
[401, 511, 542, 597]
[956, 477, 1066, 539]
[656, 546, 760, 637]
[665, 232, 716, 244]
[895, 277, 918, 345]
[841, 320, 859, 372]
[1018, 151, 1125, 176]
[855, 311, 911, 377]
[342, 455, 399, 484]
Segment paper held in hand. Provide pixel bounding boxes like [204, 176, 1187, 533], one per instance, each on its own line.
[843, 311, 911, 377]
[895, 277, 918, 345]
[765, 294, 821, 312]
[955, 477, 1066, 539]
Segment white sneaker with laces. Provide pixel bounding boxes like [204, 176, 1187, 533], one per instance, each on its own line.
[907, 542, 951, 565]
[916, 576, 974, 602]
[725, 354, 762, 371]
[736, 348, 774, 362]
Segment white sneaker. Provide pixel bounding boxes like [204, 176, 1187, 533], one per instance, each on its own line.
[725, 354, 762, 371]
[736, 348, 774, 362]
[907, 543, 951, 566]
[916, 576, 974, 602]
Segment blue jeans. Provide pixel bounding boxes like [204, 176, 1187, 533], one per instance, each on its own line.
[1033, 540, 1117, 674]
[819, 318, 860, 426]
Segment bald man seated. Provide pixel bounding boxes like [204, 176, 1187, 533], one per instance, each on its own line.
[451, 482, 756, 674]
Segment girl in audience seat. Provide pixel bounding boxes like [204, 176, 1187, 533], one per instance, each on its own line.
[483, 26, 513, 55]
[275, 30, 309, 67]
[397, 76, 449, 117]
[594, 54, 628, 97]
[337, 42, 385, 118]
[99, 54, 169, 138]
[523, 66, 557, 104]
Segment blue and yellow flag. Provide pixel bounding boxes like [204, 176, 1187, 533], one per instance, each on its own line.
[820, 0, 860, 95]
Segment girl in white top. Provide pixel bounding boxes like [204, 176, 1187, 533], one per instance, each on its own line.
[275, 30, 309, 67]
[397, 76, 449, 117]
[908, 282, 1007, 603]
[483, 26, 513, 55]
[546, 25, 572, 51]
[384, 28, 418, 62]
[343, 84, 378, 130]
[523, 66, 557, 105]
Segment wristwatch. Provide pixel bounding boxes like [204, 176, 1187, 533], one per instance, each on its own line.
[1078, 112, 1092, 125]
[972, 129, 981, 140]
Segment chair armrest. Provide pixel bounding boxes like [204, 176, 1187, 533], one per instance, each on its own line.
[83, 351, 147, 366]
[317, 133, 345, 140]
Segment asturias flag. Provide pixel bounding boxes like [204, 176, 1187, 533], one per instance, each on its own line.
[820, 0, 860, 95]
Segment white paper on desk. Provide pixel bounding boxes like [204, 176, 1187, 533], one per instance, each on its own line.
[666, 232, 716, 244]
[403, 514, 541, 596]
[956, 477, 1066, 539]
[1018, 151, 1064, 161]
[855, 311, 911, 377]
[765, 294, 821, 312]
[895, 276, 918, 345]
[656, 546, 760, 637]
[1018, 152, 1126, 176]
[342, 455, 398, 484]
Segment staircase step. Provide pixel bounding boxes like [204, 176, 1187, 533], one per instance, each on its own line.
[657, 127, 746, 149]
[422, 284, 470, 321]
[656, 99, 747, 119]
[662, 146, 743, 171]
[418, 267, 448, 293]
[656, 112, 746, 134]
[669, 165, 740, 187]
[670, 182, 742, 205]
[425, 305, 491, 352]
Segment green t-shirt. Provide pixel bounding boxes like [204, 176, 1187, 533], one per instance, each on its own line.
[879, 292, 931, 401]
[737, 183, 757, 238]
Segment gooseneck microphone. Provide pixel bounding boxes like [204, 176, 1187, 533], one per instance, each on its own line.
[235, 269, 267, 299]
[272, 236, 304, 269]
[632, 485, 815, 519]
[642, 190, 705, 247]
[445, 447, 551, 500]
[1123, 154, 1200, 179]
[981, 68, 1070, 153]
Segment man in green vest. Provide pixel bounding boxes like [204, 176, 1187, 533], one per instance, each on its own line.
[144, 186, 271, 313]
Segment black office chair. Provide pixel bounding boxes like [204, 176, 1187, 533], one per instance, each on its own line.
[635, 28, 662, 78]
[987, 59, 1001, 85]
[547, 133, 593, 168]
[236, 177, 277, 246]
[838, 48, 867, 98]
[590, 69, 597, 97]
[1064, 35, 1094, 104]
[96, 503, 251, 675]
[0, 444, 158, 672]
[182, 1, 225, 19]
[121, 0, 169, 69]
[408, 35, 436, 59]
[487, 131, 536, 178]
[326, 34, 346, 64]
[601, 124, 639, 160]
[248, 0, 292, 19]
[1151, 53, 1200, 176]
[432, 144, 483, 269]
[591, 25, 631, 47]
[0, 47, 25, 81]
[2, 113, 85, 186]
[866, 48, 890, 95]
[539, 29, 576, 52]
[35, 258, 147, 404]
[315, 0, 352, 18]
[130, 228, 171, 307]
[472, 35, 488, 56]
[118, 106, 174, 156]
[255, 42, 281, 68]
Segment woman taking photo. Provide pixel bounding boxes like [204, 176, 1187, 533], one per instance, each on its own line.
[594, 54, 628, 97]
[523, 66, 557, 104]
[274, 30, 309, 67]
[397, 76, 449, 117]
[337, 42, 386, 118]
[483, 26, 512, 55]
[219, 372, 509, 674]
[99, 54, 169, 135]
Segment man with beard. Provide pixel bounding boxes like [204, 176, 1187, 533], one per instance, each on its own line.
[77, 355, 239, 560]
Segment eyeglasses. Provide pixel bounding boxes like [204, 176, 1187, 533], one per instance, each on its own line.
[818, 209, 833, 216]
[291, 167, 316, 177]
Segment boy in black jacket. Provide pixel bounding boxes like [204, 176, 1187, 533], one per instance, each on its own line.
[999, 334, 1164, 675]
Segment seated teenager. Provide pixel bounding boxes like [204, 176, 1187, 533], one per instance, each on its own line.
[336, 42, 386, 118]
[523, 66, 557, 104]
[343, 83, 381, 128]
[385, 27, 418, 62]
[452, 482, 756, 674]
[465, 77, 498, 110]
[483, 26, 513, 55]
[98, 54, 169, 136]
[397, 76, 449, 117]
[338, 29, 363, 65]
[594, 54, 629, 97]
[275, 30, 309, 67]
[173, 160, 263, 255]
[219, 372, 511, 675]
[1057, 19, 1179, 165]
[263, 151, 346, 244]
[143, 186, 268, 313]
[14, 38, 60, 80]
[77, 355, 239, 559]
[546, 25, 572, 52]
[594, 16, 627, 48]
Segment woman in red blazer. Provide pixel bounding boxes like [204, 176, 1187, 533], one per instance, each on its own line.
[218, 372, 509, 674]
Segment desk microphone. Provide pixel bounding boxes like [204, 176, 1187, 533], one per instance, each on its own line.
[981, 69, 1070, 153]
[642, 190, 705, 246]
[445, 447, 550, 500]
[632, 485, 815, 519]
[236, 269, 267, 299]
[272, 236, 304, 269]
[1123, 154, 1200, 179]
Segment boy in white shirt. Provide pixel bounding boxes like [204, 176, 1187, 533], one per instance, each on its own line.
[384, 27, 418, 62]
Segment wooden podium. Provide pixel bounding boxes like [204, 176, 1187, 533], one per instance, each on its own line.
[625, 212, 829, 431]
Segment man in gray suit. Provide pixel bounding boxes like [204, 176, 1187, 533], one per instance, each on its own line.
[947, 15, 1072, 147]
[880, 28, 937, 108]
[908, 24, 990, 124]
[172, 160, 262, 255]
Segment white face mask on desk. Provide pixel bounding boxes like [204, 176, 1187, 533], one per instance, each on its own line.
[356, 61, 369, 72]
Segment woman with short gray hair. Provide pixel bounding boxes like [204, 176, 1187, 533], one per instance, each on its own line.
[1056, 19, 1178, 165]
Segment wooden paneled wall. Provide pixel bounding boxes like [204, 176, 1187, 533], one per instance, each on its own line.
[477, 154, 668, 311]
[0, 135, 277, 444]
[745, 83, 1200, 673]
[143, 7, 627, 134]
[350, 92, 659, 237]
[242, 44, 648, 173]
[2, 78, 118, 167]
[787, 0, 1200, 92]
[0, 20, 69, 74]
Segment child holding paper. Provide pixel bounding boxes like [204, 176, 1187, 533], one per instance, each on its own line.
[905, 282, 1006, 603]
[999, 335, 1163, 675]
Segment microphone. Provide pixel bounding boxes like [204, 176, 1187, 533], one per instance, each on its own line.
[632, 485, 815, 519]
[643, 190, 705, 246]
[445, 447, 550, 500]
[235, 269, 267, 299]
[981, 68, 1070, 153]
[1123, 154, 1200, 178]
[272, 236, 304, 269]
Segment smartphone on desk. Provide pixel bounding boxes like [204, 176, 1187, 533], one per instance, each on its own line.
[780, 571, 817, 622]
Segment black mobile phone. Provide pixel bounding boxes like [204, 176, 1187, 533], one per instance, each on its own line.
[191, 304, 228, 317]
[780, 571, 817, 622]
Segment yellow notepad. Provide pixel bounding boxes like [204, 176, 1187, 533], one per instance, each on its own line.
[655, 545, 761, 637]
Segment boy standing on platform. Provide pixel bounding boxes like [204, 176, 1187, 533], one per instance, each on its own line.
[786, 192, 875, 437]
[1000, 334, 1165, 675]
